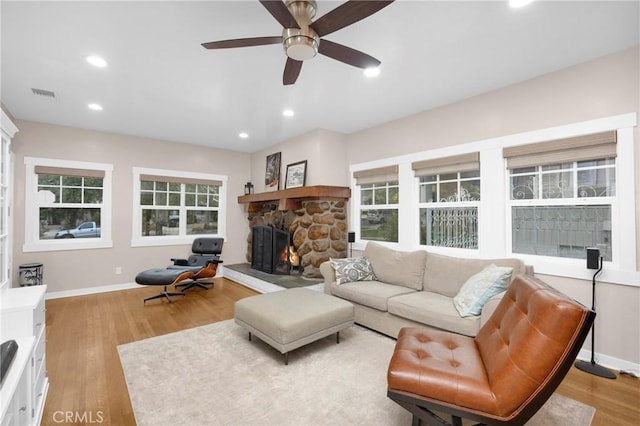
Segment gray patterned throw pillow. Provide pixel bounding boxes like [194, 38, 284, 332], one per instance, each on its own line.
[330, 257, 377, 284]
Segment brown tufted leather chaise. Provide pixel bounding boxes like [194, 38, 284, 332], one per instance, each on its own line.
[387, 274, 595, 426]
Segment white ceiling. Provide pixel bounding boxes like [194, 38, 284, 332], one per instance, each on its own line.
[2, 1, 638, 153]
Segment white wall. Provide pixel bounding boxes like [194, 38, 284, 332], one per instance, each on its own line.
[11, 121, 251, 294]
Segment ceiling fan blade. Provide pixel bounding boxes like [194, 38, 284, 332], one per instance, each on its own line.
[259, 0, 300, 29]
[318, 39, 381, 69]
[201, 36, 282, 49]
[283, 57, 303, 85]
[311, 0, 395, 37]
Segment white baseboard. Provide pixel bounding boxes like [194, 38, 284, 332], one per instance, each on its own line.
[44, 265, 286, 299]
[45, 282, 140, 300]
[576, 348, 640, 376]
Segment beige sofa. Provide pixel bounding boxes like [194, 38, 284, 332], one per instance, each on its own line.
[319, 242, 532, 338]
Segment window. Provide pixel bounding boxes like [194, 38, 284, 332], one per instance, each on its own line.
[354, 166, 399, 243]
[37, 170, 103, 239]
[505, 131, 616, 261]
[24, 158, 113, 252]
[414, 153, 480, 249]
[133, 168, 227, 246]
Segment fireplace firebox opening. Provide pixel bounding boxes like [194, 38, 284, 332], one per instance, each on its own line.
[251, 225, 299, 275]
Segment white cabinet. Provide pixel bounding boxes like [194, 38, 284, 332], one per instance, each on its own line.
[1, 337, 34, 426]
[0, 285, 48, 425]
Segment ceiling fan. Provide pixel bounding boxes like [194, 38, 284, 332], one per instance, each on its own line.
[202, 0, 395, 85]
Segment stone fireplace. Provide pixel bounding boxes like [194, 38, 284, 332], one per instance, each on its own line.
[239, 186, 351, 278]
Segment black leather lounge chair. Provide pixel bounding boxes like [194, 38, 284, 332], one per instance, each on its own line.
[135, 237, 224, 303]
[167, 237, 223, 292]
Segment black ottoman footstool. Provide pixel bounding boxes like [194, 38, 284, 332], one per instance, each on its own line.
[135, 268, 194, 304]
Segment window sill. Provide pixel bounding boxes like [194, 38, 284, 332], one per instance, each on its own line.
[517, 254, 640, 288]
[131, 235, 224, 248]
[23, 240, 113, 252]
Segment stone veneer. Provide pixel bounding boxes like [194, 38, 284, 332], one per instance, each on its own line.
[246, 200, 348, 278]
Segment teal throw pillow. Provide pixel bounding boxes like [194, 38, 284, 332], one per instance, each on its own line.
[330, 257, 377, 285]
[453, 264, 513, 317]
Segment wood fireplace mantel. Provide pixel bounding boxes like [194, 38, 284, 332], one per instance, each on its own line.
[238, 185, 351, 212]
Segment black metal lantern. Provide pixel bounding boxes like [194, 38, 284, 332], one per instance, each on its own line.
[244, 181, 254, 195]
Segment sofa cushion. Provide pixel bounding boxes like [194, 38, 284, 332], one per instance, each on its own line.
[453, 264, 513, 317]
[388, 291, 481, 337]
[330, 257, 377, 284]
[423, 252, 525, 297]
[364, 242, 427, 290]
[330, 281, 416, 312]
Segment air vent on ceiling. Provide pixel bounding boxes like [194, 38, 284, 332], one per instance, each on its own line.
[31, 88, 56, 99]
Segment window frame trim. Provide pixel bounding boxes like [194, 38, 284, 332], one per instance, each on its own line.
[131, 167, 228, 247]
[23, 157, 113, 252]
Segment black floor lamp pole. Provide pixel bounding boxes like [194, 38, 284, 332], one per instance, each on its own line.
[574, 255, 617, 379]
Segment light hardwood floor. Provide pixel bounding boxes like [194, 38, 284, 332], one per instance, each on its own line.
[41, 278, 639, 425]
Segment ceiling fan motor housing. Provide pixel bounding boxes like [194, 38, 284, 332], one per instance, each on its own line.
[282, 27, 320, 61]
[283, 0, 319, 61]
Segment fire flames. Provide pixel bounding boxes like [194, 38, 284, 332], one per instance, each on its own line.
[280, 246, 300, 267]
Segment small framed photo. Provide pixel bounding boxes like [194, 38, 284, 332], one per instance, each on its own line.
[285, 160, 307, 189]
[264, 152, 281, 192]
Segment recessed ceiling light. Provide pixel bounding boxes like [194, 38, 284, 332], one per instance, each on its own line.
[239, 132, 249, 139]
[363, 67, 380, 78]
[509, 0, 534, 8]
[88, 103, 103, 111]
[283, 109, 295, 117]
[86, 55, 108, 67]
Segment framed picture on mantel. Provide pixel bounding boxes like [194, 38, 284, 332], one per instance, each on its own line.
[264, 152, 281, 192]
[285, 160, 307, 189]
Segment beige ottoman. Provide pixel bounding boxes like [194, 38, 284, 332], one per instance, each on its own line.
[234, 288, 354, 365]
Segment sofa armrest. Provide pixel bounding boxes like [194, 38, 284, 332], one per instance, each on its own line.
[319, 261, 336, 294]
[480, 290, 506, 327]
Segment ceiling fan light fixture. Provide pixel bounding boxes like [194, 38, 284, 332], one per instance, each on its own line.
[282, 28, 319, 61]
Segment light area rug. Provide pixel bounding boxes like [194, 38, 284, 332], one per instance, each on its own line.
[117, 320, 595, 426]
